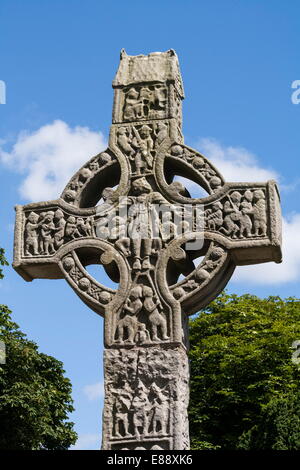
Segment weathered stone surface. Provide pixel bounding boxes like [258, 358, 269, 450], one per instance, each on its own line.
[13, 49, 282, 450]
[103, 346, 189, 450]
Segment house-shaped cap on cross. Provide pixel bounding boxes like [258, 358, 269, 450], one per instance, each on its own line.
[13, 50, 282, 450]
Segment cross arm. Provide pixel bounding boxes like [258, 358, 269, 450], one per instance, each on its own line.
[13, 199, 97, 281]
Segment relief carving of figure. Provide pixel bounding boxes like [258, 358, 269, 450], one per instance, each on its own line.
[40, 211, 56, 255]
[65, 216, 77, 239]
[134, 323, 151, 345]
[128, 177, 168, 270]
[155, 122, 168, 147]
[123, 85, 167, 122]
[253, 189, 267, 236]
[132, 382, 150, 437]
[116, 286, 143, 343]
[117, 127, 135, 157]
[150, 383, 169, 435]
[143, 286, 169, 342]
[206, 201, 223, 231]
[113, 385, 132, 438]
[239, 190, 254, 238]
[123, 88, 141, 120]
[130, 125, 154, 175]
[54, 209, 66, 248]
[24, 210, 92, 256]
[151, 85, 167, 117]
[25, 212, 40, 256]
[219, 191, 242, 238]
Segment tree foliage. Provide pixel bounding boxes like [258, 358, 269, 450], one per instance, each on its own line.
[188, 292, 300, 450]
[0, 249, 77, 449]
[0, 248, 8, 280]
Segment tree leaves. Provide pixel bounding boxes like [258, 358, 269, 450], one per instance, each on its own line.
[0, 249, 77, 450]
[189, 292, 300, 450]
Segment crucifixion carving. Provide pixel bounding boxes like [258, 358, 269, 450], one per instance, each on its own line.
[13, 50, 282, 450]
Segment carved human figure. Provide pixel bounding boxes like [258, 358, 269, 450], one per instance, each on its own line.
[128, 177, 169, 270]
[131, 125, 154, 172]
[153, 86, 167, 115]
[143, 286, 169, 342]
[95, 187, 117, 234]
[201, 162, 216, 180]
[37, 212, 46, 253]
[150, 383, 169, 435]
[134, 323, 151, 345]
[132, 382, 150, 437]
[65, 216, 77, 239]
[76, 218, 87, 237]
[25, 212, 40, 255]
[113, 387, 132, 438]
[128, 194, 152, 269]
[111, 216, 131, 257]
[40, 211, 56, 255]
[139, 86, 152, 118]
[123, 87, 140, 120]
[89, 159, 99, 173]
[54, 209, 66, 248]
[252, 189, 267, 237]
[155, 122, 168, 147]
[239, 190, 254, 238]
[210, 176, 222, 191]
[206, 201, 223, 231]
[84, 217, 93, 237]
[220, 191, 242, 238]
[117, 127, 135, 157]
[161, 221, 177, 242]
[116, 286, 143, 343]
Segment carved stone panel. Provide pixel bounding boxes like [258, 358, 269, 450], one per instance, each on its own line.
[102, 346, 189, 450]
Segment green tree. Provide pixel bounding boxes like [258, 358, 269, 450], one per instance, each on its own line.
[0, 249, 77, 449]
[188, 292, 300, 450]
[0, 248, 8, 279]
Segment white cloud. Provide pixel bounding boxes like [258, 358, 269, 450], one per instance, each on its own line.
[232, 213, 300, 284]
[83, 381, 104, 401]
[70, 433, 101, 450]
[196, 137, 278, 182]
[0, 120, 107, 201]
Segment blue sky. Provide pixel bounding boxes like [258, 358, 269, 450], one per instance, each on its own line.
[0, 0, 300, 449]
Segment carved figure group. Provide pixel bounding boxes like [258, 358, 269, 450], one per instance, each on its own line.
[115, 285, 169, 344]
[205, 189, 267, 239]
[24, 210, 93, 256]
[123, 85, 167, 121]
[117, 123, 168, 176]
[112, 380, 169, 438]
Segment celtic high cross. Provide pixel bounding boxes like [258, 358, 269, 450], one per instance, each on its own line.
[13, 50, 282, 450]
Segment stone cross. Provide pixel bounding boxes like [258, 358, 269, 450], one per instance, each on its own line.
[13, 50, 282, 450]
